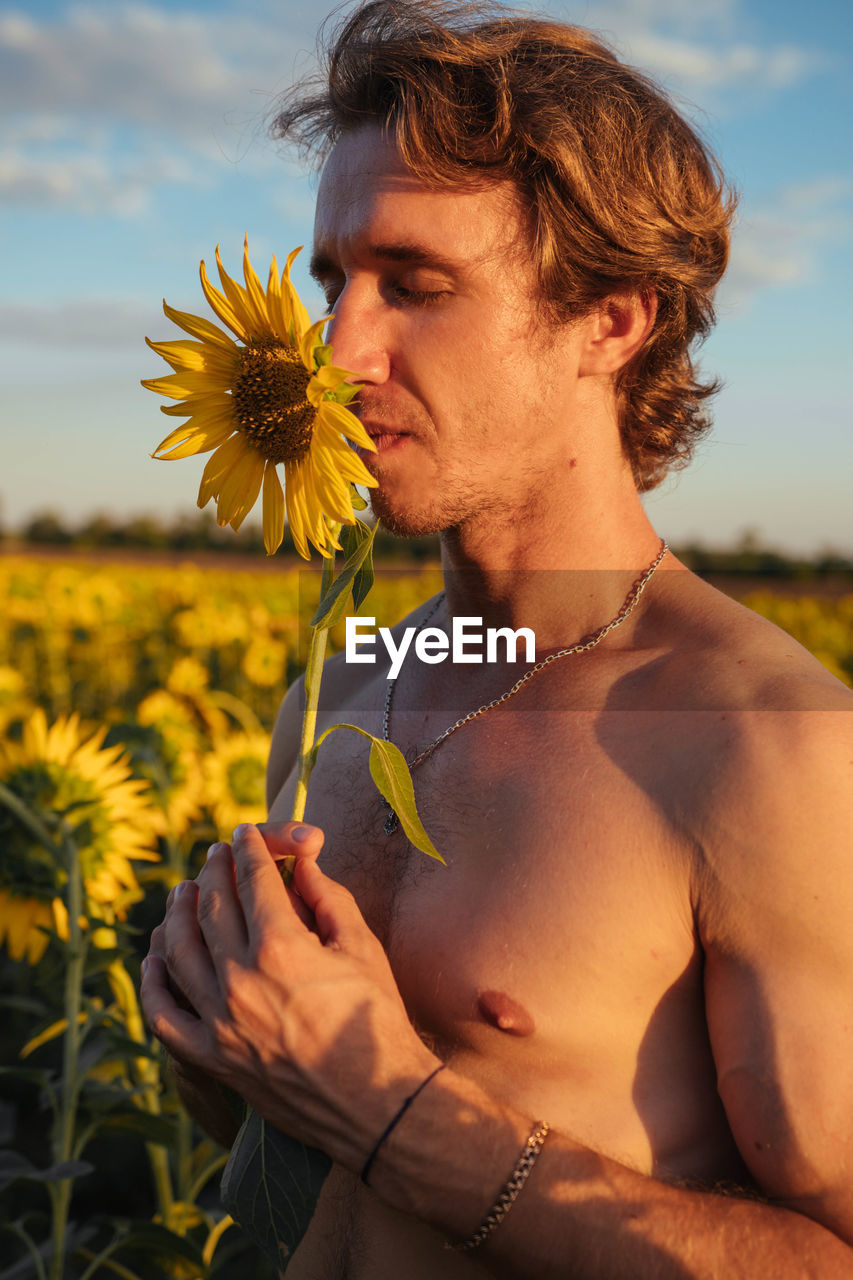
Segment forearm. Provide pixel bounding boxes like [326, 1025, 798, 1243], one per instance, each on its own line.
[368, 1069, 853, 1279]
[168, 1057, 241, 1150]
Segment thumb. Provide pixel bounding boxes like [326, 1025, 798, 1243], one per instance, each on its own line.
[255, 820, 325, 865]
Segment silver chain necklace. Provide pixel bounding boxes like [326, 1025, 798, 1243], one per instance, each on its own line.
[379, 538, 669, 834]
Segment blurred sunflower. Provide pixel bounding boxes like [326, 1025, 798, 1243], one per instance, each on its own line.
[242, 636, 288, 689]
[202, 731, 271, 836]
[143, 238, 377, 558]
[0, 710, 159, 965]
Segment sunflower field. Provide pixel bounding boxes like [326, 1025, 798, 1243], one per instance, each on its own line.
[0, 551, 850, 1277]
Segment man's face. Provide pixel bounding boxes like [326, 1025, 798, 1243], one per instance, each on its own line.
[311, 126, 591, 538]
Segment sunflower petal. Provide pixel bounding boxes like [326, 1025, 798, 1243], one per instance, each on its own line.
[318, 399, 376, 452]
[216, 245, 264, 338]
[283, 459, 311, 560]
[199, 257, 248, 342]
[145, 336, 237, 378]
[197, 434, 248, 508]
[217, 446, 265, 530]
[261, 463, 286, 555]
[141, 370, 231, 399]
[298, 317, 329, 371]
[154, 421, 235, 461]
[283, 247, 311, 341]
[162, 299, 241, 352]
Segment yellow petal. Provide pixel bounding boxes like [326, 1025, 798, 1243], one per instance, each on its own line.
[283, 247, 311, 340]
[241, 236, 272, 333]
[162, 299, 241, 352]
[153, 421, 236, 461]
[197, 434, 248, 508]
[199, 257, 249, 342]
[261, 463, 285, 555]
[145, 336, 237, 378]
[216, 245, 264, 338]
[283, 459, 310, 560]
[159, 392, 232, 418]
[298, 317, 329, 371]
[142, 370, 232, 400]
[317, 399, 376, 452]
[217, 446, 265, 530]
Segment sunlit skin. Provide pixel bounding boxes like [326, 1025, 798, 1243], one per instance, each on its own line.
[142, 126, 853, 1279]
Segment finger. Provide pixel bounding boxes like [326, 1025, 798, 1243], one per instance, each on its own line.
[163, 880, 223, 1019]
[147, 918, 167, 961]
[255, 820, 325, 865]
[140, 954, 214, 1069]
[293, 856, 378, 956]
[195, 842, 250, 968]
[231, 822, 311, 940]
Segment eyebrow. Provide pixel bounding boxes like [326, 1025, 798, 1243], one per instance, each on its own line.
[309, 242, 460, 282]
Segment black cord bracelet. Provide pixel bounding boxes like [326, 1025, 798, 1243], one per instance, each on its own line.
[360, 1064, 446, 1186]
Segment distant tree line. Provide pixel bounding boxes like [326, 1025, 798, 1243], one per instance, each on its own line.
[1, 508, 442, 562]
[2, 510, 851, 577]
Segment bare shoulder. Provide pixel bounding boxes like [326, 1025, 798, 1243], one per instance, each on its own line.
[646, 567, 853, 907]
[630, 564, 853, 888]
[647, 563, 853, 714]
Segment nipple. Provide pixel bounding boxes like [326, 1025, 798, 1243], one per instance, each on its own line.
[477, 989, 535, 1038]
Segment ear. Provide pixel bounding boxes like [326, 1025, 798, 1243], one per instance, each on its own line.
[577, 289, 657, 377]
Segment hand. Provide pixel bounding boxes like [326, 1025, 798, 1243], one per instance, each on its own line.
[140, 822, 439, 1171]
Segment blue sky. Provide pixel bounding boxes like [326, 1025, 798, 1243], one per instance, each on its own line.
[2, 0, 851, 553]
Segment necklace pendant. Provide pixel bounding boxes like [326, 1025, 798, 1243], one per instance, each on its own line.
[380, 796, 400, 835]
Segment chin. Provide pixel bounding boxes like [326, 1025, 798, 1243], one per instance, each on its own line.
[370, 489, 449, 539]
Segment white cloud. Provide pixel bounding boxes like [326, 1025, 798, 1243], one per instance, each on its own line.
[0, 299, 165, 346]
[0, 1, 314, 212]
[0, 2, 308, 140]
[0, 142, 200, 213]
[625, 33, 822, 90]
[720, 177, 851, 307]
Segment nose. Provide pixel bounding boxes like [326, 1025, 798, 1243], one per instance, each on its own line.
[324, 281, 391, 387]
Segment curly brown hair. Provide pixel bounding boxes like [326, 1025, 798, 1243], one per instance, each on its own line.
[271, 0, 736, 491]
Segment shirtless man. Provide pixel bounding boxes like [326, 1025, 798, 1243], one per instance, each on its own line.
[140, 3, 853, 1276]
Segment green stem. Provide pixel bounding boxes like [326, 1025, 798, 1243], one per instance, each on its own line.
[49, 830, 87, 1280]
[105, 960, 176, 1226]
[290, 542, 338, 825]
[4, 1222, 48, 1280]
[0, 781, 63, 858]
[202, 1213, 234, 1267]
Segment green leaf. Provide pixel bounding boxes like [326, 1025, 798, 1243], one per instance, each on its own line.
[339, 520, 375, 613]
[368, 738, 443, 862]
[311, 522, 377, 630]
[91, 1110, 179, 1146]
[312, 724, 443, 864]
[106, 1222, 205, 1273]
[0, 1152, 94, 1191]
[220, 1111, 331, 1274]
[349, 484, 368, 512]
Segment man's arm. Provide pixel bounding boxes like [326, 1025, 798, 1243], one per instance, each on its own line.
[141, 760, 853, 1279]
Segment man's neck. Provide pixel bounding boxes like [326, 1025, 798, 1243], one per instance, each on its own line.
[438, 466, 665, 651]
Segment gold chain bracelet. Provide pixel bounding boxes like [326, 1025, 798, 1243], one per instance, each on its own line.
[446, 1121, 551, 1252]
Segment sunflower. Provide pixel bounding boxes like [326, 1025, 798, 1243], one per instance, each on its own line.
[202, 730, 271, 838]
[0, 710, 159, 965]
[143, 237, 377, 558]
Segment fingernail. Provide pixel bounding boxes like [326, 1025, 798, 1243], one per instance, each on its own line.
[140, 956, 149, 975]
[175, 880, 192, 898]
[232, 823, 253, 842]
[206, 841, 226, 861]
[291, 825, 316, 843]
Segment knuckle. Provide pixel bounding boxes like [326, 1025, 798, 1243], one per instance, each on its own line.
[251, 933, 286, 972]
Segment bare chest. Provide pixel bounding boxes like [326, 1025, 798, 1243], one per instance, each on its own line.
[268, 681, 740, 1177]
